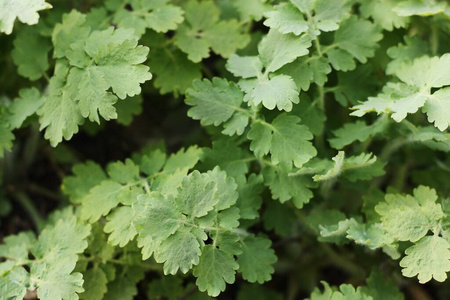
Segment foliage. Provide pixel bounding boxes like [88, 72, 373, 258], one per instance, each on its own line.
[0, 0, 449, 299]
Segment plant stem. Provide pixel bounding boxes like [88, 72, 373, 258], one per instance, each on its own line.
[27, 183, 62, 201]
[379, 137, 410, 162]
[108, 259, 162, 271]
[431, 23, 439, 55]
[11, 191, 44, 231]
[295, 210, 366, 277]
[320, 243, 366, 277]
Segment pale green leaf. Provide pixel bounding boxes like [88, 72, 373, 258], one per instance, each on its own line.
[104, 206, 137, 247]
[186, 78, 247, 127]
[258, 29, 312, 73]
[0, 0, 52, 35]
[7, 88, 43, 129]
[400, 236, 450, 283]
[264, 3, 308, 35]
[245, 75, 299, 111]
[375, 186, 445, 242]
[360, 0, 410, 31]
[394, 0, 447, 16]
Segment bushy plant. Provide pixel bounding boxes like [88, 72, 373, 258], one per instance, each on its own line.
[0, 0, 449, 299]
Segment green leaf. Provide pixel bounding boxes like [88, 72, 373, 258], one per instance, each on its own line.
[147, 276, 184, 300]
[280, 56, 332, 91]
[296, 95, 327, 135]
[423, 87, 450, 132]
[154, 226, 203, 274]
[103, 267, 144, 300]
[30, 216, 91, 300]
[237, 234, 276, 283]
[7, 88, 43, 130]
[62, 161, 107, 204]
[52, 11, 90, 59]
[352, 54, 450, 131]
[307, 281, 333, 300]
[186, 78, 247, 129]
[193, 245, 239, 297]
[386, 36, 428, 75]
[342, 153, 385, 182]
[12, 26, 51, 80]
[360, 0, 410, 31]
[0, 0, 52, 34]
[136, 148, 166, 176]
[104, 206, 137, 247]
[408, 125, 450, 152]
[360, 271, 404, 300]
[248, 114, 316, 169]
[394, 0, 447, 16]
[346, 222, 395, 250]
[231, 0, 271, 22]
[0, 232, 36, 264]
[111, 0, 184, 36]
[400, 236, 450, 283]
[307, 282, 373, 300]
[333, 65, 378, 106]
[329, 119, 387, 149]
[267, 0, 352, 39]
[226, 55, 262, 79]
[330, 284, 373, 300]
[0, 264, 29, 299]
[74, 27, 151, 121]
[176, 168, 238, 217]
[174, 0, 249, 62]
[264, 3, 308, 36]
[236, 174, 264, 220]
[163, 146, 201, 173]
[0, 124, 14, 157]
[133, 192, 181, 243]
[80, 268, 108, 300]
[320, 218, 358, 241]
[375, 186, 445, 242]
[200, 139, 250, 178]
[313, 151, 345, 182]
[326, 16, 382, 71]
[263, 165, 315, 208]
[149, 48, 201, 95]
[81, 180, 139, 223]
[263, 200, 297, 237]
[258, 29, 312, 73]
[37, 61, 84, 146]
[107, 159, 140, 185]
[244, 75, 299, 111]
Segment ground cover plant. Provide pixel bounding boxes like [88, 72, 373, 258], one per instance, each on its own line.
[0, 0, 449, 299]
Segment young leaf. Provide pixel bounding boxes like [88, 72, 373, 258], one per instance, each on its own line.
[110, 0, 184, 36]
[375, 186, 444, 242]
[193, 245, 239, 297]
[12, 26, 51, 80]
[400, 236, 450, 283]
[352, 54, 450, 131]
[0, 0, 52, 34]
[248, 114, 316, 169]
[174, 0, 249, 62]
[237, 235, 277, 283]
